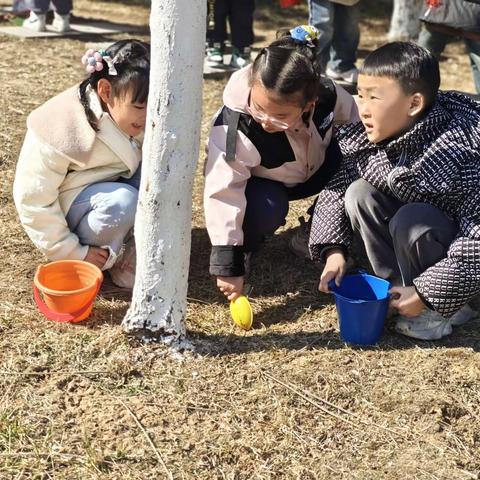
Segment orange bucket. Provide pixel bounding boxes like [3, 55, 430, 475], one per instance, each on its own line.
[33, 260, 103, 323]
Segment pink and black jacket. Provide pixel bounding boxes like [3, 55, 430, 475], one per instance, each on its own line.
[204, 65, 359, 276]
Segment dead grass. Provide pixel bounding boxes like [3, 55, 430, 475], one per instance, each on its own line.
[1, 0, 480, 478]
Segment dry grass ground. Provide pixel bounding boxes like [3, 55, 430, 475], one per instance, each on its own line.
[1, 1, 480, 478]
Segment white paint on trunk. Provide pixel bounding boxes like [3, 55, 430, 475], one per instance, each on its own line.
[388, 0, 424, 41]
[122, 0, 206, 344]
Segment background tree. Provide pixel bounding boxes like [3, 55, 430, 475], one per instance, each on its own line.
[122, 0, 206, 345]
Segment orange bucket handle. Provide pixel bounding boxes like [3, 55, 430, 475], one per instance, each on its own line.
[33, 278, 102, 323]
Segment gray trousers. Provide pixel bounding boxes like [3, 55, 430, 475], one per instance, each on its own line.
[26, 0, 72, 14]
[344, 179, 458, 286]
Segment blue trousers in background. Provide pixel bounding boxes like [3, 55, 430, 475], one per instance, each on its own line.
[308, 0, 360, 73]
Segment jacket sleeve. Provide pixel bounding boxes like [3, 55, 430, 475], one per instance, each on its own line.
[203, 116, 261, 277]
[309, 151, 358, 262]
[413, 216, 480, 317]
[13, 131, 89, 261]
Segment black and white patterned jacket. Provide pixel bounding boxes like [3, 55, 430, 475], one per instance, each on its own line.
[309, 91, 480, 317]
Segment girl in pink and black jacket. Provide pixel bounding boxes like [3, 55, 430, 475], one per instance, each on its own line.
[204, 26, 359, 301]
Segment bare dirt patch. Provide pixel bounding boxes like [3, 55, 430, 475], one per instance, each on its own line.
[1, 1, 479, 478]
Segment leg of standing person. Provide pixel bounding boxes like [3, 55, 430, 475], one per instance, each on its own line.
[23, 0, 71, 31]
[464, 38, 480, 95]
[308, 0, 335, 70]
[229, 0, 255, 69]
[50, 0, 72, 15]
[206, 0, 230, 66]
[328, 3, 360, 83]
[417, 25, 449, 58]
[50, 0, 72, 32]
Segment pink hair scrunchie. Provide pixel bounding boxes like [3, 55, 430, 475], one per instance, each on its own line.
[81, 49, 104, 73]
[81, 49, 118, 75]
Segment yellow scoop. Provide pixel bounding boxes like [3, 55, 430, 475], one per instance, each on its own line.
[230, 295, 253, 330]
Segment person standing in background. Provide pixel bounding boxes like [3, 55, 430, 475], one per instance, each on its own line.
[206, 0, 255, 69]
[308, 0, 360, 84]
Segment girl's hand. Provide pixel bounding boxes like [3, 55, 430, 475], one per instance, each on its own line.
[217, 276, 244, 301]
[318, 249, 346, 293]
[84, 246, 109, 269]
[389, 286, 426, 318]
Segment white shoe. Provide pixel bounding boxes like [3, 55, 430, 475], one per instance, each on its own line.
[230, 47, 252, 69]
[395, 309, 452, 340]
[450, 304, 476, 326]
[23, 11, 46, 32]
[206, 43, 224, 67]
[109, 238, 136, 289]
[52, 12, 71, 32]
[326, 66, 358, 84]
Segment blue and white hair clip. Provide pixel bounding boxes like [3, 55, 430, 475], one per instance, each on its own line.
[289, 25, 320, 48]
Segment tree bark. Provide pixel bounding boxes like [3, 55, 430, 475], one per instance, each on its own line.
[122, 0, 206, 345]
[388, 0, 424, 41]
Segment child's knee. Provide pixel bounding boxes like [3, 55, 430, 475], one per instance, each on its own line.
[344, 178, 377, 217]
[93, 185, 138, 229]
[389, 203, 428, 243]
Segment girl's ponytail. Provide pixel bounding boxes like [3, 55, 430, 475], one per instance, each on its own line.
[79, 39, 150, 131]
[250, 26, 322, 105]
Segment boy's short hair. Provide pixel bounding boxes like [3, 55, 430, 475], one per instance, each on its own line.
[359, 42, 440, 108]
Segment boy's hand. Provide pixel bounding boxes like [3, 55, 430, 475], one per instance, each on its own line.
[318, 249, 346, 293]
[84, 246, 109, 269]
[217, 276, 244, 301]
[389, 286, 426, 317]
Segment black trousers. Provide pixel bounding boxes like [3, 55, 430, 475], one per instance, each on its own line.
[207, 0, 255, 49]
[344, 179, 458, 286]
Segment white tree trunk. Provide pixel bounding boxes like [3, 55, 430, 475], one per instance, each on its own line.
[388, 0, 424, 41]
[122, 0, 206, 344]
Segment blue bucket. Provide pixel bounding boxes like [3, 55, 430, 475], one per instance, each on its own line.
[329, 273, 391, 346]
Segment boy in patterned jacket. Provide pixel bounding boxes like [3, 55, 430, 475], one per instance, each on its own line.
[309, 41, 480, 340]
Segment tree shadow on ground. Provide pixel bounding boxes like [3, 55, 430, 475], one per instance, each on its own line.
[91, 226, 480, 352]
[190, 319, 480, 356]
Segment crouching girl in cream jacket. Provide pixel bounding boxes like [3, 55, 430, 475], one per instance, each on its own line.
[13, 39, 150, 288]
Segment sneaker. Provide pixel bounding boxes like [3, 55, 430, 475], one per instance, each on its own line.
[395, 309, 452, 340]
[22, 11, 46, 32]
[288, 216, 311, 260]
[206, 42, 224, 67]
[230, 47, 252, 69]
[326, 66, 358, 85]
[52, 11, 71, 33]
[449, 304, 476, 326]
